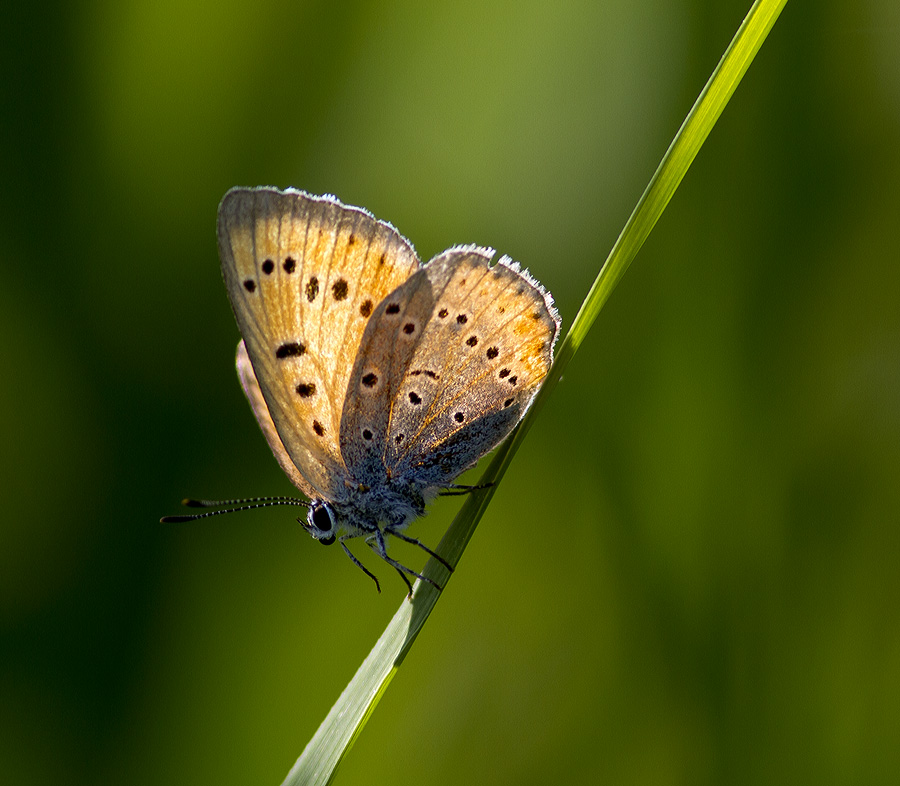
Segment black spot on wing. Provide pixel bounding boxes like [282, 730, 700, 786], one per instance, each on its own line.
[276, 342, 305, 359]
[332, 278, 349, 300]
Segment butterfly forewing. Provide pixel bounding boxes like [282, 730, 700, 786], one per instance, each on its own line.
[218, 187, 421, 500]
[235, 339, 314, 494]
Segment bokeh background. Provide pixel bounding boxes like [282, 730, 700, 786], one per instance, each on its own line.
[3, 0, 899, 784]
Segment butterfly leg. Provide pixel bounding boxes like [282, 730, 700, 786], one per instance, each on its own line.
[437, 482, 495, 497]
[391, 566, 415, 597]
[339, 536, 381, 593]
[383, 527, 454, 573]
[368, 528, 443, 594]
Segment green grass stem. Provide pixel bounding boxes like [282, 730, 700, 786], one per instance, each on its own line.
[282, 1, 789, 782]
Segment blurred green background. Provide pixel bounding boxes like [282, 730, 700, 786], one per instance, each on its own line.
[2, 0, 899, 783]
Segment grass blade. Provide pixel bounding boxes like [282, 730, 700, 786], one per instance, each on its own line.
[282, 1, 789, 783]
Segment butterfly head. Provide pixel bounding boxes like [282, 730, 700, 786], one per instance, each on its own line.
[304, 500, 337, 546]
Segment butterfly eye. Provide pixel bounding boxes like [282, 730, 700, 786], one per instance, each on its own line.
[309, 501, 335, 536]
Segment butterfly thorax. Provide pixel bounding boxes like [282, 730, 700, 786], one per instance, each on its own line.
[328, 476, 435, 537]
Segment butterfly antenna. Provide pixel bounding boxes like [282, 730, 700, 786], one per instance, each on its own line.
[181, 496, 306, 508]
[160, 496, 309, 523]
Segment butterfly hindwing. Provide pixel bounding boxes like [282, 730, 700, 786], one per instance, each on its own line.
[341, 247, 560, 486]
[338, 259, 440, 478]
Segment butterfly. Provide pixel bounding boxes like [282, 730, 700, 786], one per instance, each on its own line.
[165, 187, 560, 594]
